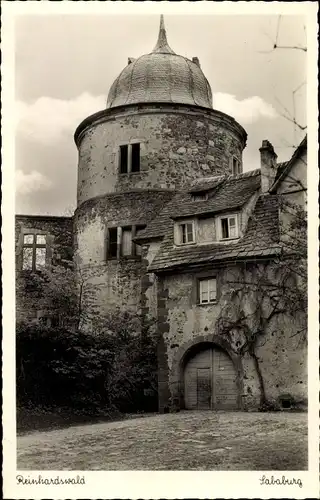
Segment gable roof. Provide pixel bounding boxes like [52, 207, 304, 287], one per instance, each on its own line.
[135, 169, 261, 242]
[148, 194, 281, 272]
[270, 135, 307, 193]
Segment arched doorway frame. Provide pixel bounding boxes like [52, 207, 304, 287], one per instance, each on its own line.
[170, 334, 244, 410]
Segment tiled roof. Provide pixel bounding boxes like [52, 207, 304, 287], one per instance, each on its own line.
[149, 195, 281, 272]
[135, 170, 261, 241]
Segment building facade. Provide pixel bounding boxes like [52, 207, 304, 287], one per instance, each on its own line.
[16, 17, 307, 412]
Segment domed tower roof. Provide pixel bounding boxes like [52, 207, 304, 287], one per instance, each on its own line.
[107, 16, 213, 109]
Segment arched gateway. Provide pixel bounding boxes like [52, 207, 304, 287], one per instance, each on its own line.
[170, 335, 243, 411]
[184, 344, 238, 410]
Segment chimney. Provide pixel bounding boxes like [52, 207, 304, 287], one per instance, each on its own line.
[259, 140, 278, 193]
[192, 57, 200, 67]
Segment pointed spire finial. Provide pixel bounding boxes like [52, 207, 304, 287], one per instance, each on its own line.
[152, 15, 175, 54]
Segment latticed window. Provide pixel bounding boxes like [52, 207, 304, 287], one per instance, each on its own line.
[199, 278, 217, 304]
[22, 234, 47, 271]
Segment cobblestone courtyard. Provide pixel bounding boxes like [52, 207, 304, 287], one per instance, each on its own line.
[17, 411, 307, 470]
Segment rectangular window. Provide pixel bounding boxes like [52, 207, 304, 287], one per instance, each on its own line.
[119, 143, 141, 174]
[107, 225, 146, 259]
[131, 143, 140, 172]
[199, 278, 217, 304]
[107, 227, 118, 258]
[22, 233, 47, 271]
[121, 227, 132, 256]
[120, 145, 129, 174]
[179, 222, 195, 244]
[220, 215, 238, 240]
[231, 157, 241, 175]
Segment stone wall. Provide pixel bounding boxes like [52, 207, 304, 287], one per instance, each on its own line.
[15, 215, 73, 323]
[73, 191, 172, 324]
[156, 261, 307, 411]
[75, 104, 247, 205]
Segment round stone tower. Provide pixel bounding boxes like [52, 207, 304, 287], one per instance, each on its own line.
[74, 16, 247, 328]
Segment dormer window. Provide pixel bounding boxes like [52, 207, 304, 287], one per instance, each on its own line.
[119, 143, 141, 174]
[218, 214, 239, 240]
[231, 156, 241, 175]
[180, 222, 195, 244]
[192, 193, 208, 202]
[174, 220, 195, 245]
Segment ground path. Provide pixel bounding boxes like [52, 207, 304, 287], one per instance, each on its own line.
[17, 411, 307, 470]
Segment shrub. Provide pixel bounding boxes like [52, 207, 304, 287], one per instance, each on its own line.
[16, 317, 158, 414]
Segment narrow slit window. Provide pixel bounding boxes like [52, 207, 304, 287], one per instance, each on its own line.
[131, 143, 140, 172]
[108, 228, 118, 258]
[120, 145, 129, 173]
[232, 157, 241, 175]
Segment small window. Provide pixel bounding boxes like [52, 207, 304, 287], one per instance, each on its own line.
[131, 143, 140, 172]
[119, 143, 141, 174]
[220, 215, 238, 240]
[192, 193, 208, 202]
[22, 234, 47, 271]
[121, 227, 132, 256]
[120, 145, 129, 174]
[107, 228, 118, 258]
[199, 278, 217, 304]
[231, 157, 241, 175]
[107, 225, 146, 259]
[179, 222, 195, 244]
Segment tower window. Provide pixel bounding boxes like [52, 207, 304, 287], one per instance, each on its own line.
[231, 156, 241, 175]
[119, 143, 141, 174]
[131, 143, 140, 172]
[107, 228, 118, 258]
[22, 234, 47, 271]
[107, 225, 146, 259]
[120, 145, 129, 174]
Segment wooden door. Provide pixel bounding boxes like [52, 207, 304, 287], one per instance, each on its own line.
[184, 345, 238, 410]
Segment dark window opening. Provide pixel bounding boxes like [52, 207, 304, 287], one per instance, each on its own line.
[108, 227, 118, 258]
[221, 218, 229, 239]
[131, 143, 140, 172]
[120, 145, 128, 173]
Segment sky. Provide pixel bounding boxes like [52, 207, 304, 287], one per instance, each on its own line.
[15, 13, 307, 215]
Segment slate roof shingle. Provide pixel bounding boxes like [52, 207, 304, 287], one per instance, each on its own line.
[135, 169, 261, 241]
[148, 195, 281, 272]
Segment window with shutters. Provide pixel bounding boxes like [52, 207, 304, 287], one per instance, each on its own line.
[107, 225, 146, 259]
[198, 278, 217, 304]
[22, 234, 47, 271]
[119, 143, 141, 174]
[218, 214, 239, 240]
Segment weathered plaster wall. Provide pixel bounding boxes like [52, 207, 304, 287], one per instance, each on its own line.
[73, 192, 172, 325]
[76, 104, 246, 205]
[15, 215, 73, 323]
[156, 261, 307, 410]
